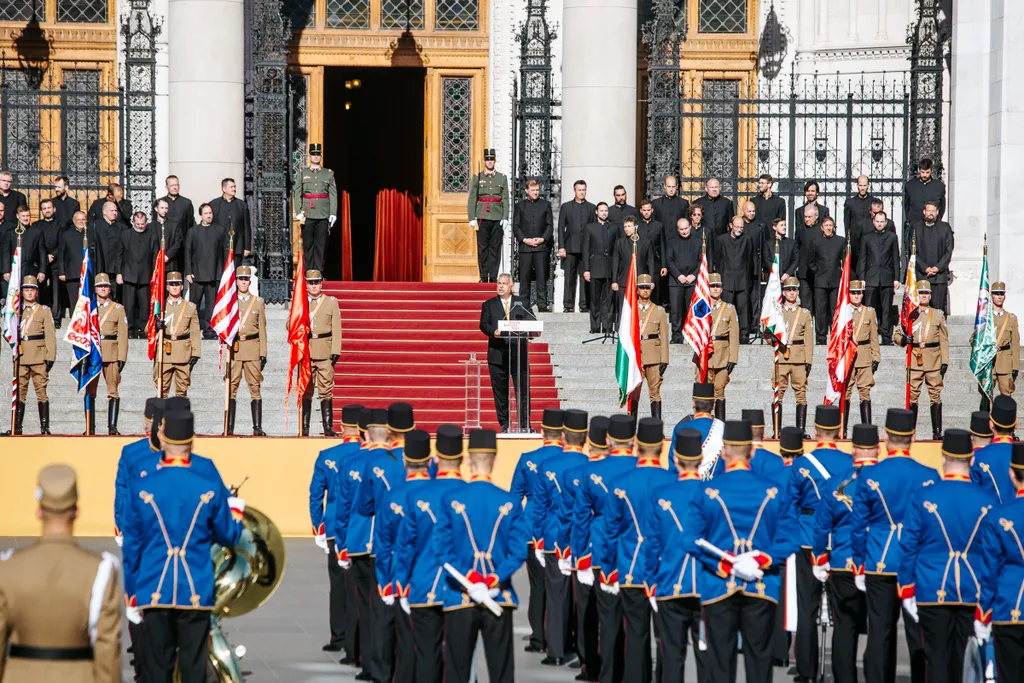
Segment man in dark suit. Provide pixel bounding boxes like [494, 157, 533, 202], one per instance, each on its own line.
[714, 216, 755, 341]
[795, 203, 823, 316]
[611, 216, 656, 322]
[858, 210, 901, 345]
[209, 178, 251, 269]
[121, 212, 160, 338]
[637, 199, 666, 304]
[761, 217, 799, 286]
[793, 180, 830, 231]
[513, 179, 554, 312]
[582, 202, 615, 333]
[809, 217, 846, 344]
[558, 180, 596, 313]
[608, 185, 639, 228]
[906, 200, 954, 313]
[752, 174, 787, 226]
[158, 175, 197, 248]
[479, 274, 533, 432]
[693, 178, 735, 240]
[666, 217, 703, 342]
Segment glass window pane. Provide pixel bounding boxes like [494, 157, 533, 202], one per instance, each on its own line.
[382, 0, 424, 30]
[698, 0, 746, 33]
[326, 0, 370, 28]
[62, 71, 103, 188]
[435, 0, 478, 31]
[1, 1, 44, 21]
[57, 0, 108, 23]
[281, 0, 316, 29]
[441, 77, 472, 193]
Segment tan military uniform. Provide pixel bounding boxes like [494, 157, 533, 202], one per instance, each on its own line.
[993, 308, 1020, 395]
[845, 305, 880, 402]
[153, 297, 201, 398]
[228, 293, 267, 399]
[638, 301, 669, 400]
[304, 294, 342, 400]
[776, 304, 814, 404]
[86, 300, 127, 400]
[699, 300, 739, 400]
[893, 305, 949, 404]
[17, 303, 55, 402]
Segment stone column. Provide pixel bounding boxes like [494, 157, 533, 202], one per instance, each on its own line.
[167, 0, 245, 203]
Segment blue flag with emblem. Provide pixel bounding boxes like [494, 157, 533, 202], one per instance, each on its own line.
[64, 241, 103, 393]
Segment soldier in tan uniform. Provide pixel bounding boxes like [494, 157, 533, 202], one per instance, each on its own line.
[772, 276, 814, 435]
[893, 280, 949, 438]
[844, 280, 880, 431]
[13, 276, 56, 435]
[701, 272, 739, 419]
[991, 281, 1019, 398]
[0, 464, 121, 682]
[152, 271, 201, 398]
[86, 274, 128, 435]
[227, 266, 268, 435]
[635, 273, 669, 419]
[302, 270, 342, 437]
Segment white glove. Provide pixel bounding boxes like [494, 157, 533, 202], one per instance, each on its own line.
[338, 557, 352, 570]
[296, 211, 306, 222]
[812, 563, 830, 583]
[854, 574, 866, 592]
[381, 594, 395, 607]
[467, 582, 490, 605]
[558, 557, 572, 576]
[577, 568, 595, 586]
[535, 549, 546, 568]
[902, 597, 919, 623]
[599, 581, 620, 596]
[125, 606, 143, 625]
[114, 534, 123, 548]
[488, 587, 501, 599]
[228, 496, 246, 517]
[329, 215, 337, 227]
[649, 596, 659, 613]
[469, 219, 478, 230]
[400, 597, 411, 615]
[314, 534, 327, 550]
[731, 555, 764, 583]
[974, 619, 991, 643]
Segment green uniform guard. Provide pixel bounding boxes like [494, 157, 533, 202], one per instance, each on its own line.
[468, 148, 509, 282]
[293, 142, 338, 273]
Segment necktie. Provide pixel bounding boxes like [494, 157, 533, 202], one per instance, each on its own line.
[503, 299, 510, 319]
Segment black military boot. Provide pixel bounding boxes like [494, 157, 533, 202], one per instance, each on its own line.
[38, 401, 50, 435]
[108, 398, 120, 435]
[227, 399, 236, 436]
[714, 399, 727, 421]
[979, 393, 991, 412]
[301, 398, 312, 436]
[83, 398, 96, 436]
[14, 401, 25, 435]
[629, 401, 639, 430]
[651, 401, 662, 420]
[860, 400, 872, 426]
[842, 401, 851, 439]
[796, 404, 809, 438]
[910, 403, 919, 438]
[931, 403, 943, 440]
[322, 401, 338, 437]
[251, 400, 266, 436]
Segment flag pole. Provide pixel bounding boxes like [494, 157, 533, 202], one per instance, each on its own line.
[82, 233, 93, 435]
[772, 237, 782, 437]
[157, 226, 166, 399]
[629, 233, 639, 414]
[10, 226, 23, 434]
[699, 229, 709, 382]
[905, 233, 916, 410]
[839, 238, 851, 439]
[223, 229, 234, 437]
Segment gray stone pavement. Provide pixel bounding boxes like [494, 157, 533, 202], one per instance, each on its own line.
[0, 537, 914, 682]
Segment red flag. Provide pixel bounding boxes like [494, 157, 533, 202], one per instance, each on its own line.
[210, 252, 239, 345]
[824, 250, 856, 405]
[286, 252, 312, 407]
[146, 247, 166, 360]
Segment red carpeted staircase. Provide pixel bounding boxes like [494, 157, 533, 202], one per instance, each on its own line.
[323, 281, 560, 432]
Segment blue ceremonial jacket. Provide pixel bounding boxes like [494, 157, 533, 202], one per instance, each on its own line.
[374, 472, 430, 592]
[670, 414, 725, 478]
[979, 492, 1024, 624]
[564, 458, 596, 567]
[391, 471, 467, 607]
[434, 475, 529, 610]
[334, 446, 376, 558]
[536, 446, 589, 557]
[354, 445, 406, 553]
[786, 444, 852, 548]
[811, 462, 875, 571]
[751, 446, 784, 479]
[114, 437, 154, 535]
[646, 473, 705, 600]
[309, 437, 362, 540]
[972, 439, 1015, 505]
[897, 475, 997, 606]
[849, 452, 938, 574]
[121, 456, 242, 609]
[572, 451, 638, 572]
[510, 441, 564, 547]
[606, 460, 676, 587]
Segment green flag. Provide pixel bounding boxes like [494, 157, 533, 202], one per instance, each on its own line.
[970, 240, 997, 398]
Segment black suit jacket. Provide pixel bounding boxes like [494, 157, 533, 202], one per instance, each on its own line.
[513, 198, 553, 253]
[121, 225, 161, 283]
[858, 228, 901, 287]
[809, 234, 847, 289]
[666, 233, 703, 284]
[761, 236, 799, 279]
[209, 197, 252, 254]
[611, 233, 656, 288]
[713, 232, 754, 290]
[694, 195, 735, 239]
[480, 294, 533, 366]
[582, 221, 615, 280]
[558, 200, 596, 254]
[56, 227, 98, 281]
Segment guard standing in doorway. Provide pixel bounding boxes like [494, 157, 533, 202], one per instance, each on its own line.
[469, 148, 510, 283]
[293, 143, 338, 274]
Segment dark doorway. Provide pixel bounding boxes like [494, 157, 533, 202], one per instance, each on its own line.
[323, 66, 425, 281]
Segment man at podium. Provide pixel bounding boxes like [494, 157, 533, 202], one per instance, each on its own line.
[480, 273, 535, 432]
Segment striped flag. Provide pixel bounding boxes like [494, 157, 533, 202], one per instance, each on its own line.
[900, 237, 920, 409]
[64, 245, 103, 392]
[970, 237, 997, 398]
[615, 254, 642, 407]
[2, 239, 21, 418]
[824, 249, 856, 406]
[684, 251, 712, 380]
[210, 253, 239, 345]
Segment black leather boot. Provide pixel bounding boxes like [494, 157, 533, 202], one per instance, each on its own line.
[979, 393, 991, 412]
[301, 398, 312, 436]
[38, 401, 50, 435]
[227, 399, 236, 435]
[860, 400, 872, 426]
[15, 401, 25, 435]
[251, 400, 266, 436]
[629, 400, 638, 430]
[84, 398, 96, 436]
[910, 403, 919, 437]
[796, 404, 809, 438]
[842, 401, 851, 439]
[322, 401, 338, 437]
[651, 401, 661, 419]
[108, 398, 120, 435]
[714, 399, 727, 421]
[931, 403, 943, 440]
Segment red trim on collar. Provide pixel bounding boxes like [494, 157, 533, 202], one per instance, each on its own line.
[343, 436, 361, 443]
[564, 445, 584, 453]
[694, 412, 713, 419]
[816, 442, 838, 450]
[543, 440, 563, 447]
[887, 449, 911, 457]
[470, 474, 492, 482]
[436, 470, 463, 480]
[678, 472, 701, 480]
[390, 440, 403, 449]
[782, 460, 793, 467]
[610, 448, 633, 456]
[588, 454, 607, 462]
[637, 458, 661, 467]
[994, 436, 1013, 444]
[943, 473, 971, 482]
[1015, 488, 1024, 499]
[406, 472, 430, 481]
[856, 459, 878, 466]
[367, 443, 388, 450]
[725, 462, 750, 472]
[159, 455, 192, 468]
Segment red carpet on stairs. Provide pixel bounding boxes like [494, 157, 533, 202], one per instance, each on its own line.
[323, 282, 561, 432]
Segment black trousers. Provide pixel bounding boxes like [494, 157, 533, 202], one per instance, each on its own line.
[770, 560, 791, 665]
[994, 624, 1024, 681]
[799, 277, 815, 316]
[545, 553, 574, 658]
[930, 282, 949, 314]
[864, 574, 926, 683]
[141, 608, 211, 683]
[371, 591, 396, 683]
[576, 575, 601, 678]
[721, 287, 750, 337]
[477, 219, 503, 282]
[814, 287, 838, 342]
[412, 606, 444, 683]
[127, 620, 145, 679]
[795, 548, 823, 680]
[563, 252, 588, 311]
[749, 281, 762, 332]
[444, 607, 514, 683]
[865, 285, 895, 342]
[302, 217, 330, 273]
[827, 571, 866, 683]
[620, 588, 652, 683]
[919, 605, 974, 683]
[654, 597, 706, 683]
[596, 586, 624, 683]
[703, 593, 776, 683]
[63, 279, 80, 313]
[349, 555, 374, 672]
[123, 280, 150, 333]
[519, 251, 549, 309]
[395, 601, 416, 683]
[588, 277, 612, 333]
[488, 354, 530, 431]
[326, 539, 346, 647]
[669, 284, 694, 342]
[189, 279, 216, 332]
[525, 544, 546, 649]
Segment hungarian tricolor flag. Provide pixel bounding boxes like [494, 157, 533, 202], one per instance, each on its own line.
[146, 246, 166, 360]
[901, 239, 920, 408]
[286, 252, 312, 411]
[824, 248, 856, 406]
[615, 254, 642, 408]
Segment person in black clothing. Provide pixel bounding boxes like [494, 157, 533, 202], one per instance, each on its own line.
[796, 204, 823, 315]
[185, 203, 228, 339]
[1, 206, 47, 307]
[209, 178, 251, 269]
[56, 211, 97, 312]
[652, 175, 690, 254]
[51, 176, 81, 231]
[512, 179, 553, 312]
[31, 199, 63, 325]
[0, 172, 27, 224]
[0, 203, 10, 302]
[793, 180, 830, 246]
[858, 210, 901, 344]
[693, 178, 734, 240]
[159, 175, 197, 248]
[907, 200, 954, 313]
[843, 176, 876, 250]
[88, 183, 132, 228]
[810, 217, 846, 344]
[688, 203, 715, 266]
[903, 158, 946, 243]
[611, 216, 656, 321]
[762, 217, 799, 286]
[582, 202, 615, 333]
[151, 198, 184, 273]
[740, 201, 767, 336]
[608, 185, 639, 228]
[94, 202, 125, 301]
[479, 274, 533, 432]
[666, 217, 703, 342]
[638, 199, 666, 304]
[752, 174, 787, 226]
[558, 180, 596, 313]
[121, 212, 160, 338]
[714, 216, 755, 340]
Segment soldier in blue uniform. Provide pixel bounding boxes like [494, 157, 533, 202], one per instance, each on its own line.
[435, 428, 528, 683]
[682, 420, 803, 683]
[786, 404, 852, 682]
[849, 408, 936, 683]
[646, 427, 707, 683]
[897, 429, 997, 683]
[574, 413, 638, 683]
[970, 409, 994, 451]
[977, 442, 1024, 677]
[386, 401, 416, 462]
[121, 409, 245, 682]
[114, 397, 165, 546]
[767, 426, 804, 667]
[810, 423, 880, 683]
[510, 407, 565, 654]
[745, 408, 782, 477]
[392, 425, 467, 683]
[972, 394, 1016, 504]
[669, 382, 725, 478]
[309, 403, 363, 653]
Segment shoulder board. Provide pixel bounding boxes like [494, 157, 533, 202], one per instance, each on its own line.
[656, 305, 664, 312]
[256, 297, 264, 304]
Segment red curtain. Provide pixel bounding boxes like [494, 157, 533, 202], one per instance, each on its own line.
[373, 189, 423, 282]
[340, 190, 353, 281]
